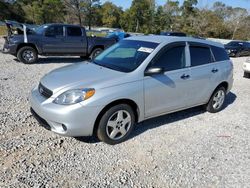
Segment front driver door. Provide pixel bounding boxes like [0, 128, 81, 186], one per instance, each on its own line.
[144, 42, 192, 118]
[42, 25, 66, 54]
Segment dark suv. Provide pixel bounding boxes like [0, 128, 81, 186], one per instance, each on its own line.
[2, 21, 116, 64]
[160, 32, 187, 37]
[224, 41, 250, 57]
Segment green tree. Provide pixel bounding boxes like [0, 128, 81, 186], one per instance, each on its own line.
[81, 0, 101, 30]
[21, 0, 65, 24]
[123, 0, 152, 33]
[101, 2, 123, 28]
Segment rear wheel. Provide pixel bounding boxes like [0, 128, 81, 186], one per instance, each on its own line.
[206, 87, 226, 113]
[97, 104, 135, 145]
[17, 46, 38, 64]
[90, 48, 103, 60]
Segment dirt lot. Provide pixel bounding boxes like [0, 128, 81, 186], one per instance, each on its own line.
[0, 38, 249, 188]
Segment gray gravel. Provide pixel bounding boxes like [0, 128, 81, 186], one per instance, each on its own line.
[0, 38, 250, 188]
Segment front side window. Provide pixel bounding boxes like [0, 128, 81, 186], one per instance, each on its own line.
[93, 40, 159, 72]
[45, 25, 63, 37]
[152, 45, 186, 71]
[190, 46, 213, 66]
[67, 27, 82, 36]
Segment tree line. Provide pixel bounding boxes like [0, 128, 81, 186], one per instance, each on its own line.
[0, 0, 250, 40]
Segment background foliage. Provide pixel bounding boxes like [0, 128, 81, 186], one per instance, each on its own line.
[0, 0, 250, 40]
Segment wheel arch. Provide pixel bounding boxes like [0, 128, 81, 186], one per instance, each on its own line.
[17, 43, 39, 54]
[93, 99, 140, 136]
[216, 81, 229, 93]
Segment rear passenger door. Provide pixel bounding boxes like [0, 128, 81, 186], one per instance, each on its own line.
[186, 43, 219, 106]
[64, 26, 87, 55]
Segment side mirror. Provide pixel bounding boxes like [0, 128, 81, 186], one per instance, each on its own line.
[145, 67, 164, 76]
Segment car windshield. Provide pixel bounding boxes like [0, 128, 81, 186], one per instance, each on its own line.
[93, 40, 159, 72]
[227, 42, 243, 47]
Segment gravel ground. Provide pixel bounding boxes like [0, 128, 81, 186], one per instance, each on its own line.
[0, 38, 250, 188]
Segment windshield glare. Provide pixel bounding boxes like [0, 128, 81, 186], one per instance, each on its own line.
[35, 25, 49, 34]
[94, 40, 159, 72]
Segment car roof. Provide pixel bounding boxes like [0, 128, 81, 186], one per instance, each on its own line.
[126, 35, 224, 48]
[42, 23, 82, 27]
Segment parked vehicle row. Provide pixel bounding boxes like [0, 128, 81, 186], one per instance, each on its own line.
[225, 41, 250, 57]
[2, 21, 116, 64]
[243, 58, 250, 78]
[30, 36, 233, 144]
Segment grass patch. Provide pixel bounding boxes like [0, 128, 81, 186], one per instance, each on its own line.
[86, 31, 107, 37]
[0, 26, 7, 36]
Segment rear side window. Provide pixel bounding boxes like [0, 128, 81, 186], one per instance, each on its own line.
[153, 46, 186, 71]
[190, 46, 213, 66]
[67, 27, 82, 36]
[211, 46, 229, 61]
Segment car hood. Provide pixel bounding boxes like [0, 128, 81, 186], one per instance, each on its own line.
[40, 62, 127, 94]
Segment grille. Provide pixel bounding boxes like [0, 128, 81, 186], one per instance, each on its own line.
[38, 83, 53, 98]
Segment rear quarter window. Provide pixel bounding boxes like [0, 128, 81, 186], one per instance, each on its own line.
[211, 46, 229, 61]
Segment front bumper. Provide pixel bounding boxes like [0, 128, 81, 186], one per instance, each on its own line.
[226, 49, 237, 57]
[2, 41, 17, 55]
[29, 86, 104, 137]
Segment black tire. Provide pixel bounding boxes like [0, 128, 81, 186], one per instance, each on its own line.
[17, 46, 38, 64]
[244, 72, 250, 78]
[90, 48, 103, 60]
[235, 52, 241, 57]
[97, 104, 135, 145]
[206, 87, 226, 113]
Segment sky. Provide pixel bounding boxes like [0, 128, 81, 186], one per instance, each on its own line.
[100, 0, 250, 10]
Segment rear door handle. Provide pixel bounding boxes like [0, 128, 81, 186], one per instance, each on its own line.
[212, 69, 218, 73]
[180, 74, 190, 80]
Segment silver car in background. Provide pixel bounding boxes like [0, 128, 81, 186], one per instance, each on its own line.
[30, 36, 233, 144]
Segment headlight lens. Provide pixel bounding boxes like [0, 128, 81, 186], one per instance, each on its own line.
[53, 88, 95, 105]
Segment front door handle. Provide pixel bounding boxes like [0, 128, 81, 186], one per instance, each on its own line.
[180, 74, 190, 80]
[212, 68, 218, 73]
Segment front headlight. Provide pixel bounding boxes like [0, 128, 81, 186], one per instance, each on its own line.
[53, 88, 95, 105]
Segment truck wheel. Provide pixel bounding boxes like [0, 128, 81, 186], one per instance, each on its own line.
[244, 72, 250, 78]
[97, 104, 135, 145]
[17, 46, 38, 64]
[90, 48, 103, 60]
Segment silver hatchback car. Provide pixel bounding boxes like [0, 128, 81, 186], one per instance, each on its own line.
[30, 36, 233, 144]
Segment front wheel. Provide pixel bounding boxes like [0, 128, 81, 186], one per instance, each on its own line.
[17, 46, 38, 64]
[244, 72, 250, 78]
[206, 87, 226, 113]
[97, 104, 135, 145]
